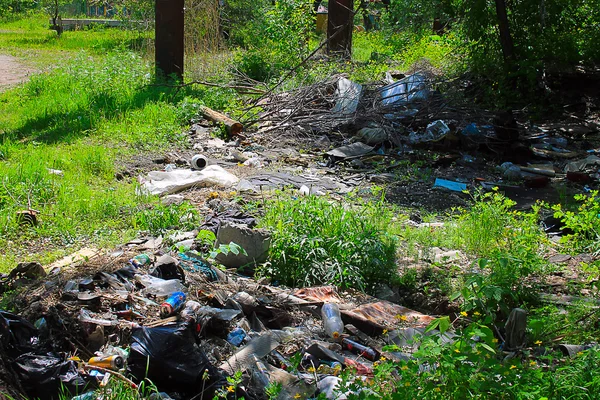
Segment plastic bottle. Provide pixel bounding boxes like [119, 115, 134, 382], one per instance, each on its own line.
[341, 338, 380, 361]
[160, 292, 187, 317]
[129, 254, 151, 268]
[321, 303, 344, 339]
[251, 355, 270, 389]
[135, 274, 185, 297]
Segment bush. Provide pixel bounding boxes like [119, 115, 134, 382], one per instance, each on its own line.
[257, 193, 398, 293]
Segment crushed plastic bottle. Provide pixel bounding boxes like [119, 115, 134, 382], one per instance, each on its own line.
[79, 309, 119, 327]
[135, 274, 185, 297]
[321, 303, 344, 339]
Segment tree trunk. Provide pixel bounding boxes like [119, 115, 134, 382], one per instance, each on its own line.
[494, 0, 515, 62]
[327, 0, 354, 59]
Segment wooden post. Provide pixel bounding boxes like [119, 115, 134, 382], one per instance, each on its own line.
[155, 0, 184, 80]
[327, 0, 353, 59]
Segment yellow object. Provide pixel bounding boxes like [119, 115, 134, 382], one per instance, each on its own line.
[316, 12, 328, 34]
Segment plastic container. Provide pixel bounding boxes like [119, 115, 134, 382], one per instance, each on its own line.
[321, 303, 344, 339]
[160, 292, 187, 317]
[88, 355, 124, 370]
[135, 274, 185, 297]
[227, 327, 247, 346]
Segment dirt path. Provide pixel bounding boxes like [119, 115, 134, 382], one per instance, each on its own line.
[0, 54, 33, 91]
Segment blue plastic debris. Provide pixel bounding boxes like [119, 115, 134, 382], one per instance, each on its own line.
[433, 178, 467, 192]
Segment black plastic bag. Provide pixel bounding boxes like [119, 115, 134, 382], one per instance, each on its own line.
[0, 310, 39, 358]
[13, 353, 94, 400]
[128, 323, 225, 397]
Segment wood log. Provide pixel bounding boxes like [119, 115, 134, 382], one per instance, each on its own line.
[199, 105, 243, 136]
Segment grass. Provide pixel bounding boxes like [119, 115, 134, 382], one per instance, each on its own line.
[0, 16, 238, 272]
[0, 14, 152, 66]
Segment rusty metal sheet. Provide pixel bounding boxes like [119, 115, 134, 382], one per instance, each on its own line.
[341, 301, 434, 336]
[293, 286, 342, 303]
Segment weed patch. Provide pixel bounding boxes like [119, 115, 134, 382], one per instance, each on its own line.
[257, 193, 398, 293]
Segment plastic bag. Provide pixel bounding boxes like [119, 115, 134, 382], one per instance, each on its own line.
[0, 310, 39, 358]
[128, 323, 224, 396]
[14, 353, 94, 400]
[380, 73, 428, 106]
[138, 165, 239, 196]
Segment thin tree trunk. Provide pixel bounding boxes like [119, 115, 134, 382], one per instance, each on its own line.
[494, 0, 515, 62]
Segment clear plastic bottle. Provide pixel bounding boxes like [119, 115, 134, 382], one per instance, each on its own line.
[321, 303, 344, 339]
[134, 274, 185, 297]
[251, 355, 271, 389]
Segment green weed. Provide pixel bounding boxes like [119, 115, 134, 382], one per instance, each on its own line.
[133, 202, 200, 236]
[551, 190, 600, 255]
[335, 317, 600, 399]
[257, 192, 398, 293]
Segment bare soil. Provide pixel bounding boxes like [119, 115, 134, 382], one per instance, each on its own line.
[0, 54, 33, 90]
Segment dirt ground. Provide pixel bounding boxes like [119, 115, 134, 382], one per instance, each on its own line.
[0, 54, 33, 90]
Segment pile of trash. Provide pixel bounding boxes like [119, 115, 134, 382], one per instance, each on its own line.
[0, 235, 440, 399]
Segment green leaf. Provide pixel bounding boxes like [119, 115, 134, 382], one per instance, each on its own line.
[438, 316, 451, 334]
[424, 318, 441, 334]
[229, 242, 240, 255]
[480, 343, 496, 353]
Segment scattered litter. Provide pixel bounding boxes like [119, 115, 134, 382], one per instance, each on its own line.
[357, 123, 388, 144]
[564, 155, 600, 172]
[326, 142, 374, 160]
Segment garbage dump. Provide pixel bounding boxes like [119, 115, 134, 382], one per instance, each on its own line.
[2, 69, 600, 399]
[0, 237, 445, 400]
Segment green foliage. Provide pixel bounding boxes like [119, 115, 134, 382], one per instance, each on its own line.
[133, 202, 199, 236]
[336, 319, 600, 399]
[0, 0, 37, 17]
[257, 193, 398, 293]
[551, 190, 600, 254]
[231, 0, 314, 81]
[458, 256, 538, 319]
[529, 303, 600, 345]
